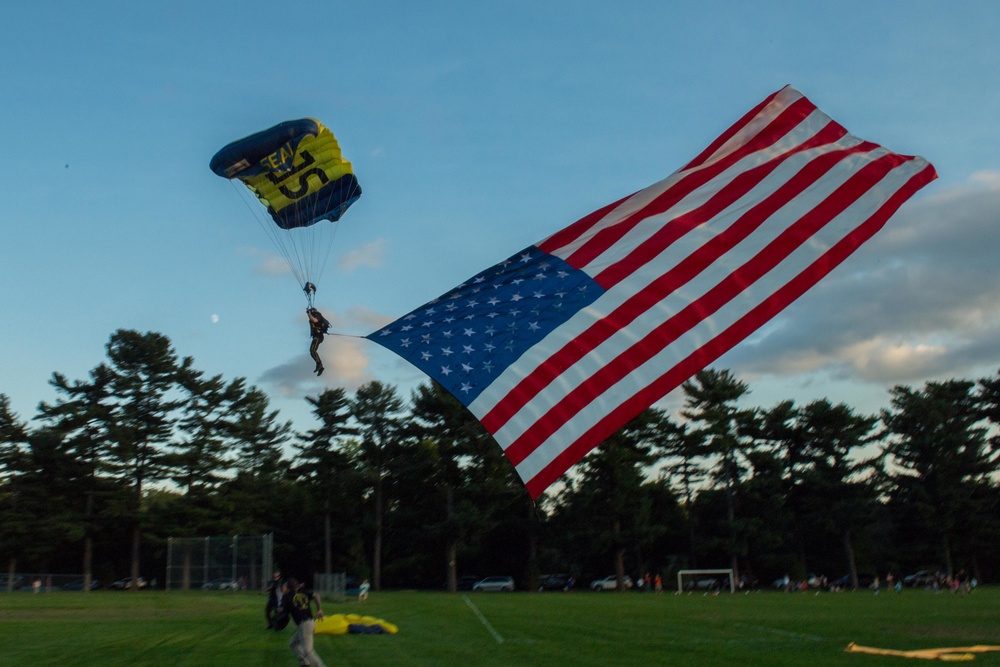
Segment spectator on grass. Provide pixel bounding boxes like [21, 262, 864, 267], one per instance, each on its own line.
[280, 577, 325, 667]
[359, 578, 370, 602]
[654, 574, 663, 594]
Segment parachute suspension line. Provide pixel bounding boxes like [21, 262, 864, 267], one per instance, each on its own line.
[314, 203, 342, 290]
[230, 181, 330, 287]
[228, 181, 307, 288]
[292, 171, 360, 302]
[227, 172, 358, 306]
[314, 171, 355, 286]
[308, 175, 361, 298]
[300, 178, 328, 292]
[322, 174, 361, 281]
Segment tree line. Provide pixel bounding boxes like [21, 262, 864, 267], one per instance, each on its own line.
[2, 329, 999, 591]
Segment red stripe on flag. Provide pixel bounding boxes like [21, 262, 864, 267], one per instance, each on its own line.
[682, 86, 789, 171]
[538, 96, 819, 265]
[523, 159, 938, 498]
[484, 136, 882, 439]
[537, 194, 632, 254]
[500, 152, 923, 469]
[593, 125, 856, 288]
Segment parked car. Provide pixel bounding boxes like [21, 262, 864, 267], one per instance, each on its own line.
[902, 570, 939, 588]
[472, 576, 515, 592]
[110, 577, 148, 590]
[62, 579, 100, 591]
[202, 578, 240, 590]
[590, 575, 634, 591]
[539, 573, 571, 591]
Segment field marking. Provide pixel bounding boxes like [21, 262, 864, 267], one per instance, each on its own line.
[462, 595, 505, 644]
[732, 622, 823, 642]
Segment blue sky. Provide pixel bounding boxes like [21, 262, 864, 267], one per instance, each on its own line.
[3, 1, 999, 437]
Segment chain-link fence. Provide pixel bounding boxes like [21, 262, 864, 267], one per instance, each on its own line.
[165, 534, 272, 591]
[313, 571, 347, 602]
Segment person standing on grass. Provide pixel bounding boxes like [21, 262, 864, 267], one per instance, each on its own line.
[358, 578, 370, 602]
[279, 577, 326, 667]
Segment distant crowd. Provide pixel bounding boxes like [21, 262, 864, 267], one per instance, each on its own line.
[777, 569, 978, 594]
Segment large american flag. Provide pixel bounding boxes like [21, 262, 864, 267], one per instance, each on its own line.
[368, 85, 936, 498]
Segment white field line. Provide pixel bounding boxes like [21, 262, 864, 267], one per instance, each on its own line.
[462, 594, 505, 644]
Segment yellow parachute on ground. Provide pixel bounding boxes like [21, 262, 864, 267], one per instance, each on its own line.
[314, 613, 398, 635]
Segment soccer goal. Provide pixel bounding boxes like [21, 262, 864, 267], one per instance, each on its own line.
[676, 568, 735, 594]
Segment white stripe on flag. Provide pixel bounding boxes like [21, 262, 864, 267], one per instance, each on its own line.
[480, 141, 874, 446]
[549, 106, 837, 269]
[510, 156, 935, 486]
[471, 130, 880, 437]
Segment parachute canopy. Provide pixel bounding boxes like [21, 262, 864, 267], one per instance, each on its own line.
[210, 118, 361, 229]
[210, 119, 362, 297]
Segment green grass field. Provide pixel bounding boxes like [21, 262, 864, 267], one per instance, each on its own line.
[0, 587, 998, 666]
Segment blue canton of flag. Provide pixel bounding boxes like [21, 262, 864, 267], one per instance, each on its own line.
[370, 247, 602, 402]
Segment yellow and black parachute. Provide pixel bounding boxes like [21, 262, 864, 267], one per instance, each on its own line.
[210, 119, 361, 303]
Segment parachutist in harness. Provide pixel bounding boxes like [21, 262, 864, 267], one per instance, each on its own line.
[307, 307, 331, 376]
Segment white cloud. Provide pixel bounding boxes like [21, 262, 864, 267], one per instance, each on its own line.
[968, 170, 1000, 189]
[342, 304, 396, 332]
[258, 306, 385, 396]
[338, 238, 386, 272]
[256, 254, 292, 276]
[720, 174, 1000, 391]
[237, 245, 292, 277]
[841, 338, 950, 382]
[259, 335, 375, 397]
